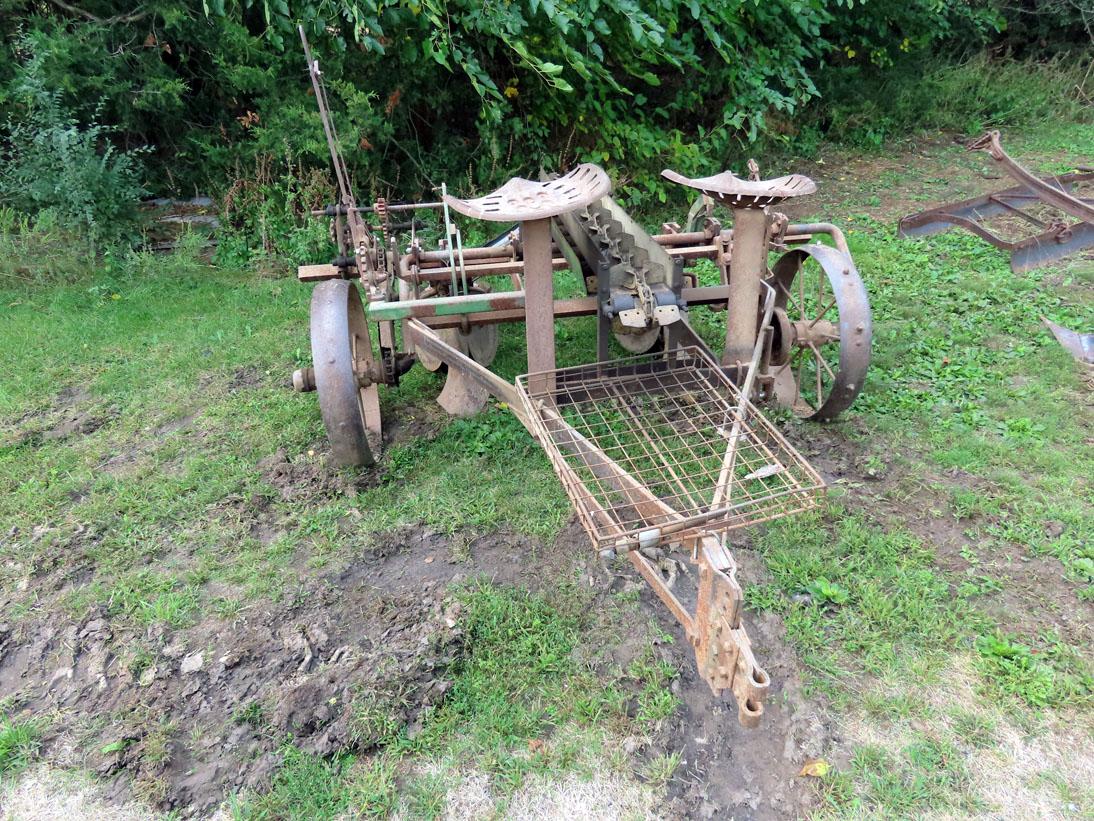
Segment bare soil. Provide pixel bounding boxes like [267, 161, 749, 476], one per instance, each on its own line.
[1, 463, 838, 821]
[650, 574, 836, 819]
[0, 517, 566, 813]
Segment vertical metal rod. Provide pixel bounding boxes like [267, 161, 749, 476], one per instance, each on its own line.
[454, 227, 468, 295]
[724, 208, 770, 374]
[440, 183, 459, 296]
[711, 281, 775, 513]
[522, 218, 556, 394]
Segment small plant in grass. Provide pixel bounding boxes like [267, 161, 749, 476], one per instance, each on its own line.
[348, 693, 404, 751]
[974, 633, 1056, 708]
[644, 751, 681, 788]
[0, 715, 41, 776]
[405, 771, 447, 819]
[628, 652, 681, 725]
[806, 577, 850, 606]
[233, 701, 267, 730]
[949, 710, 996, 749]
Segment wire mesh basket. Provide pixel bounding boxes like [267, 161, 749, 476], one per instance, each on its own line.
[516, 346, 825, 551]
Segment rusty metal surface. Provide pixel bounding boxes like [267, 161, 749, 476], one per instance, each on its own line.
[765, 244, 872, 421]
[309, 280, 380, 466]
[970, 131, 1094, 224]
[899, 131, 1094, 273]
[515, 347, 807, 722]
[522, 218, 558, 390]
[516, 347, 825, 551]
[294, 61, 870, 719]
[723, 207, 770, 372]
[662, 168, 816, 208]
[444, 164, 611, 222]
[406, 320, 528, 427]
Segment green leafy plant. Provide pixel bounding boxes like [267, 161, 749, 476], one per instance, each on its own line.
[974, 633, 1056, 708]
[0, 41, 147, 248]
[806, 576, 851, 606]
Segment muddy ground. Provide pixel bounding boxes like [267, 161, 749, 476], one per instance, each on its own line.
[3, 375, 1087, 819]
[0, 493, 833, 820]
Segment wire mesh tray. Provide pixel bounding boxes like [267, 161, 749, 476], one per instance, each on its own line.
[516, 347, 825, 551]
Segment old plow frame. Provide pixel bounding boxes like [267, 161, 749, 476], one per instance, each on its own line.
[899, 130, 1094, 272]
[291, 28, 873, 726]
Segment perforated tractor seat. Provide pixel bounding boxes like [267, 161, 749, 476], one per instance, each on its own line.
[662, 168, 816, 209]
[444, 164, 612, 222]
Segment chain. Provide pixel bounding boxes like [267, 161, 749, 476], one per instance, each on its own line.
[574, 201, 649, 289]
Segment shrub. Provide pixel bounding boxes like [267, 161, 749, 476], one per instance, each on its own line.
[0, 40, 148, 248]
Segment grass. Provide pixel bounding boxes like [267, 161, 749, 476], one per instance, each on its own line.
[231, 580, 666, 816]
[0, 108, 1091, 816]
[0, 716, 40, 777]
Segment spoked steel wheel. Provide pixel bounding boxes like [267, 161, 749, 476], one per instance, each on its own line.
[765, 245, 871, 421]
[310, 279, 382, 466]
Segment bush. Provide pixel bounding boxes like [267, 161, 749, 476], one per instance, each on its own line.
[0, 41, 148, 248]
[0, 207, 91, 286]
[0, 1, 1088, 240]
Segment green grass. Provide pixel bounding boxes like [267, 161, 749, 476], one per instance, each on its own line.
[0, 715, 40, 777]
[231, 746, 398, 820]
[1, 115, 1091, 816]
[232, 581, 665, 815]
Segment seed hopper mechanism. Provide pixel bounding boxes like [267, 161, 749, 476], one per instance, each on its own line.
[292, 30, 871, 726]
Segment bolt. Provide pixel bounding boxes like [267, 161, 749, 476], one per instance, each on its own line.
[855, 322, 865, 333]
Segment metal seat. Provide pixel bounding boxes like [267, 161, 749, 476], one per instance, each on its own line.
[444, 163, 611, 222]
[662, 168, 816, 208]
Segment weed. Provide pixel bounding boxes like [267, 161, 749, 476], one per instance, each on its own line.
[628, 653, 681, 726]
[644, 751, 681, 788]
[974, 633, 1056, 708]
[348, 693, 404, 751]
[0, 715, 40, 776]
[233, 702, 266, 730]
[805, 576, 850, 606]
[232, 746, 354, 820]
[405, 771, 448, 819]
[949, 710, 996, 749]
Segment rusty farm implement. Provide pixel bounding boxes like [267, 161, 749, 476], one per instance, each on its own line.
[290, 30, 872, 726]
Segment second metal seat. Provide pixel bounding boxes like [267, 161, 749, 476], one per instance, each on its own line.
[443, 163, 611, 222]
[662, 168, 816, 209]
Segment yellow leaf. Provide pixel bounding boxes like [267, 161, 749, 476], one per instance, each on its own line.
[799, 758, 829, 778]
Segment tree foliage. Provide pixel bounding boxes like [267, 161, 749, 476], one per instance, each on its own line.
[0, 0, 1088, 218]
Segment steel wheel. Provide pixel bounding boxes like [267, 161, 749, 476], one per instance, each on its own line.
[765, 245, 871, 421]
[310, 279, 381, 466]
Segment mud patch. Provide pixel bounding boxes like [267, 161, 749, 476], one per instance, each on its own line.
[0, 527, 582, 816]
[228, 366, 264, 391]
[257, 447, 364, 501]
[4, 385, 115, 448]
[0, 543, 470, 814]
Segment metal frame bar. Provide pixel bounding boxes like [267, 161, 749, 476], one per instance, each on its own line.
[898, 170, 1094, 273]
